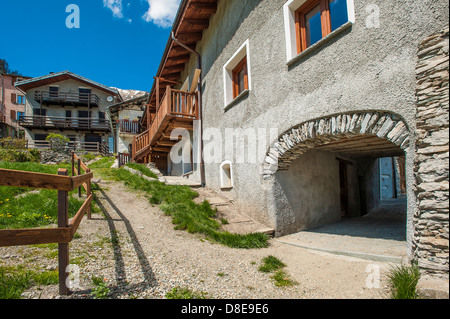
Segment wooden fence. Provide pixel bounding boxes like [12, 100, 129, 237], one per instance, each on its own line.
[0, 153, 93, 295]
[118, 153, 131, 168]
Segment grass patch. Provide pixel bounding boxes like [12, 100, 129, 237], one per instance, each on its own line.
[109, 168, 268, 249]
[126, 162, 158, 179]
[88, 157, 115, 169]
[91, 275, 110, 299]
[258, 256, 296, 287]
[0, 161, 85, 229]
[388, 263, 421, 299]
[258, 255, 286, 273]
[0, 266, 58, 299]
[165, 286, 208, 299]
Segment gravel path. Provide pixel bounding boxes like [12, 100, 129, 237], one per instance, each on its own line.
[1, 178, 393, 299]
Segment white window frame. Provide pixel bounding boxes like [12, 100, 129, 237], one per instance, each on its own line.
[220, 160, 234, 189]
[223, 39, 252, 109]
[283, 0, 355, 63]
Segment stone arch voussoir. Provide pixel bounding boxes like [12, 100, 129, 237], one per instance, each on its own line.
[263, 111, 410, 177]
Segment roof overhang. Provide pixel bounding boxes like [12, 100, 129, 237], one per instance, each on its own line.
[14, 71, 121, 98]
[142, 0, 218, 124]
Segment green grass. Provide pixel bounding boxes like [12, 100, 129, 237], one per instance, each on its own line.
[126, 162, 158, 179]
[258, 255, 286, 273]
[108, 168, 269, 249]
[388, 264, 421, 299]
[88, 157, 115, 169]
[0, 266, 58, 299]
[91, 275, 111, 299]
[0, 161, 85, 229]
[165, 286, 208, 299]
[258, 256, 297, 287]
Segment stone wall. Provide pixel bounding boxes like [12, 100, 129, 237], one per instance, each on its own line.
[413, 27, 449, 278]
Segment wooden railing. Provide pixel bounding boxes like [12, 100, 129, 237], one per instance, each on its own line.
[19, 115, 111, 131]
[25, 140, 109, 154]
[119, 119, 139, 134]
[35, 91, 100, 107]
[132, 86, 198, 160]
[118, 153, 131, 168]
[0, 155, 93, 295]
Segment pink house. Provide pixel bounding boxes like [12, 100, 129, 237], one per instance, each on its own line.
[0, 73, 30, 137]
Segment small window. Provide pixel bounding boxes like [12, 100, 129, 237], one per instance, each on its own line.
[17, 112, 25, 121]
[220, 161, 233, 189]
[16, 95, 26, 104]
[232, 57, 249, 99]
[295, 0, 349, 53]
[49, 86, 59, 98]
[223, 40, 252, 108]
[284, 0, 354, 61]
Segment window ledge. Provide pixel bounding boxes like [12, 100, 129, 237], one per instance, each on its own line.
[287, 21, 353, 67]
[224, 89, 250, 111]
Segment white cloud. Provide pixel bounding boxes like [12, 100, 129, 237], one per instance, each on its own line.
[103, 0, 124, 18]
[142, 0, 181, 28]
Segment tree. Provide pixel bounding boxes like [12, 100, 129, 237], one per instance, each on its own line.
[0, 59, 22, 75]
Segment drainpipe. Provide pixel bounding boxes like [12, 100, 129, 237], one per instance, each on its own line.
[171, 32, 206, 188]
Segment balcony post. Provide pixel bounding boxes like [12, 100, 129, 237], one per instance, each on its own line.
[166, 86, 172, 116]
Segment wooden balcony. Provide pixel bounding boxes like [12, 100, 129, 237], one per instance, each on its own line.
[118, 119, 140, 134]
[35, 91, 100, 107]
[132, 86, 198, 161]
[19, 115, 111, 132]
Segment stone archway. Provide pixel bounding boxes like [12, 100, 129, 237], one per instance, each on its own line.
[263, 112, 410, 178]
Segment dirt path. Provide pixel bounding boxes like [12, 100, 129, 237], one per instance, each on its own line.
[80, 179, 393, 299]
[1, 177, 394, 299]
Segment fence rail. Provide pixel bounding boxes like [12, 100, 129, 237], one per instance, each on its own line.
[0, 153, 93, 295]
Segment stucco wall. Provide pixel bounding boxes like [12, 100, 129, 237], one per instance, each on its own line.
[177, 0, 448, 246]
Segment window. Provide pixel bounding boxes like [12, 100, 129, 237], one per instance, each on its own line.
[284, 0, 354, 61]
[16, 95, 26, 104]
[99, 111, 106, 124]
[220, 161, 233, 189]
[17, 112, 25, 121]
[232, 57, 249, 99]
[223, 40, 252, 108]
[79, 88, 91, 102]
[49, 86, 59, 98]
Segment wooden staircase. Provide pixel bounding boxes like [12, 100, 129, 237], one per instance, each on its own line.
[132, 85, 199, 163]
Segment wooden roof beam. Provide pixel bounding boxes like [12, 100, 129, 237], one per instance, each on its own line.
[183, 19, 210, 29]
[187, 2, 217, 15]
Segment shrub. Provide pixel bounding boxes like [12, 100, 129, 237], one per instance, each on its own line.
[388, 263, 421, 299]
[46, 133, 69, 152]
[0, 149, 41, 163]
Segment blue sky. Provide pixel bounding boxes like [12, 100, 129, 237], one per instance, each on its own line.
[0, 0, 181, 92]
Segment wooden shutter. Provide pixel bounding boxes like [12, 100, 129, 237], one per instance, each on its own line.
[11, 93, 17, 104]
[10, 110, 16, 121]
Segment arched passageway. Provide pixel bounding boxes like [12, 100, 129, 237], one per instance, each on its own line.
[263, 112, 411, 245]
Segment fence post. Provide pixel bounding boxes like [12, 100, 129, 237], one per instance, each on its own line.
[77, 158, 82, 198]
[57, 168, 70, 296]
[87, 168, 92, 220]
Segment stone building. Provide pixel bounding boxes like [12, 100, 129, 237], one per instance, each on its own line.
[133, 0, 449, 277]
[15, 71, 122, 151]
